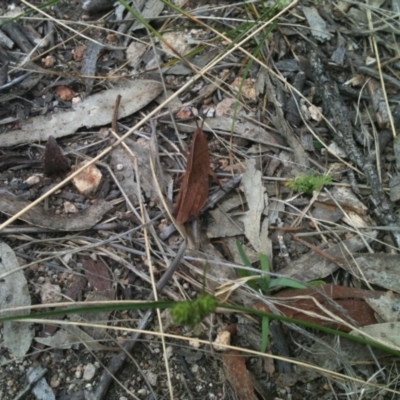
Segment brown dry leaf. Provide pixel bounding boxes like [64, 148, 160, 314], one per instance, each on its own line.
[222, 350, 258, 400]
[259, 285, 391, 332]
[0, 192, 113, 230]
[82, 258, 112, 291]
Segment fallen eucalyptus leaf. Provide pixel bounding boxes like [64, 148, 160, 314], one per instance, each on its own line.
[1, 80, 163, 147]
[0, 242, 34, 358]
[0, 192, 113, 230]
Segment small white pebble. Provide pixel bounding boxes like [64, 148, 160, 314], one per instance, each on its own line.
[64, 201, 78, 214]
[75, 365, 83, 379]
[24, 175, 41, 186]
[191, 364, 199, 374]
[83, 363, 96, 381]
[145, 371, 158, 386]
[165, 346, 173, 359]
[212, 330, 231, 351]
[116, 163, 124, 171]
[189, 339, 200, 349]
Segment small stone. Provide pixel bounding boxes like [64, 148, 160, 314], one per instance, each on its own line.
[189, 339, 200, 349]
[212, 330, 231, 351]
[83, 363, 96, 381]
[191, 364, 199, 374]
[75, 366, 83, 379]
[73, 45, 87, 61]
[24, 175, 41, 186]
[165, 346, 173, 359]
[50, 377, 60, 388]
[43, 55, 55, 68]
[72, 161, 102, 195]
[40, 282, 62, 304]
[116, 163, 124, 171]
[64, 201, 78, 214]
[145, 371, 158, 386]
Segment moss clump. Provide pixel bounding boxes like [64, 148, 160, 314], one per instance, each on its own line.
[286, 173, 332, 194]
[171, 295, 217, 327]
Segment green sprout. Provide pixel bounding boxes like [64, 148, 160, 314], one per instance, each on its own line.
[236, 240, 307, 352]
[286, 173, 332, 194]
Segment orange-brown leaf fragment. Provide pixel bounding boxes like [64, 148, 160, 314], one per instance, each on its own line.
[222, 350, 258, 400]
[82, 258, 112, 291]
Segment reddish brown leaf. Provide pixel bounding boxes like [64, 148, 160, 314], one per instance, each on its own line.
[222, 350, 258, 400]
[173, 121, 219, 224]
[82, 258, 112, 291]
[256, 285, 397, 332]
[65, 275, 88, 301]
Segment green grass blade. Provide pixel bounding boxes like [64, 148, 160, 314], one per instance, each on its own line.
[261, 316, 270, 352]
[236, 240, 252, 267]
[268, 278, 307, 290]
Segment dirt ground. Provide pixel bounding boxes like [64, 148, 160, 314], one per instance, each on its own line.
[1, 0, 400, 399]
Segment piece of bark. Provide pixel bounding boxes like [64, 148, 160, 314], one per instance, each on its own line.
[1, 22, 34, 54]
[286, 71, 305, 126]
